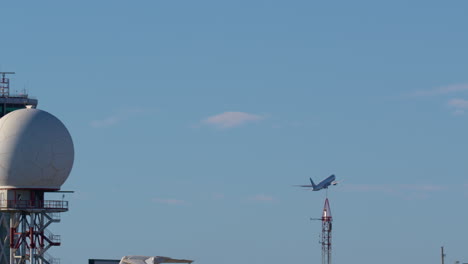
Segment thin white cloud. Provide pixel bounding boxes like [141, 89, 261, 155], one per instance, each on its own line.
[341, 184, 447, 200]
[447, 98, 468, 115]
[90, 115, 121, 128]
[152, 198, 186, 205]
[202, 111, 264, 128]
[250, 194, 274, 202]
[90, 108, 147, 128]
[407, 84, 468, 115]
[342, 183, 446, 192]
[448, 98, 468, 109]
[410, 83, 468, 97]
[212, 193, 225, 200]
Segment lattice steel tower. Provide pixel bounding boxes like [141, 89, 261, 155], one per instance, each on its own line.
[0, 192, 68, 264]
[320, 198, 332, 264]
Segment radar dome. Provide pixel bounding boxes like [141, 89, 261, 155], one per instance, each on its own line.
[0, 109, 74, 190]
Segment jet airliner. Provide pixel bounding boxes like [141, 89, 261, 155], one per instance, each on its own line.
[298, 174, 338, 191]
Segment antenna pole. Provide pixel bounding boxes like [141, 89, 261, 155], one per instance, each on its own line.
[441, 246, 445, 264]
[312, 198, 332, 264]
[0, 72, 15, 97]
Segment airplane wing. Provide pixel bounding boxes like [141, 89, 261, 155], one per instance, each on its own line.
[296, 185, 313, 187]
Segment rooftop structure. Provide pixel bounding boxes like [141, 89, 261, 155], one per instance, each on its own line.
[0, 72, 38, 118]
[89, 260, 120, 264]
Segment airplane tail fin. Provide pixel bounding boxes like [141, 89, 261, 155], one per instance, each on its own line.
[309, 178, 316, 189]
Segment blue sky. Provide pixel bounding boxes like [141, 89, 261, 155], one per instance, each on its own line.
[1, 1, 468, 264]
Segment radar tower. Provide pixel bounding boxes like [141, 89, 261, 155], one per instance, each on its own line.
[0, 73, 73, 264]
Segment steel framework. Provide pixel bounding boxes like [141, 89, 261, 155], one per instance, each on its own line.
[0, 199, 67, 264]
[320, 198, 332, 264]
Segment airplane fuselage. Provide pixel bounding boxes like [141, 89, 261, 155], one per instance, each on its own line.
[313, 174, 336, 191]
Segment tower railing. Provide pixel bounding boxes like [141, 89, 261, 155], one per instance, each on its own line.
[0, 200, 68, 210]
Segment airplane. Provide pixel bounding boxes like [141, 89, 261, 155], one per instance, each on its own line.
[298, 174, 338, 191]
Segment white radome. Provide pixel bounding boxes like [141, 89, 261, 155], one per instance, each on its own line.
[0, 108, 74, 190]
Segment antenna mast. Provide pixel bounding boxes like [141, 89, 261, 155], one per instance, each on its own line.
[321, 198, 332, 264]
[441, 246, 445, 264]
[0, 72, 15, 97]
[312, 198, 333, 264]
